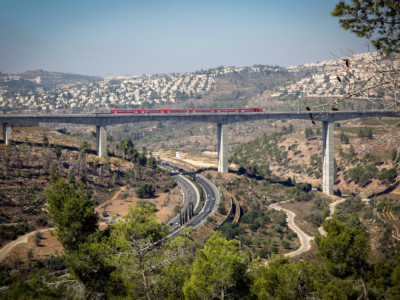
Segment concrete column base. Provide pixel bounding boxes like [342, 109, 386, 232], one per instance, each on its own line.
[96, 125, 107, 157]
[3, 123, 12, 145]
[217, 123, 228, 173]
[322, 121, 334, 195]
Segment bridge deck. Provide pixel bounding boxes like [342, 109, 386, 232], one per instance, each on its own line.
[1, 110, 400, 126]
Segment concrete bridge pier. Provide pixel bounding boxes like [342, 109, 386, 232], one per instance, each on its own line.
[217, 123, 228, 173]
[2, 123, 12, 145]
[322, 121, 334, 195]
[96, 125, 107, 157]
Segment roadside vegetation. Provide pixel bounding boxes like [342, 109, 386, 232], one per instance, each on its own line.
[1, 174, 400, 299]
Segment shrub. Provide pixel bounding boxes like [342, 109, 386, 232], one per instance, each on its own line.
[306, 167, 313, 176]
[340, 132, 349, 144]
[363, 207, 374, 220]
[377, 198, 392, 212]
[35, 231, 43, 240]
[256, 247, 270, 259]
[274, 225, 283, 234]
[358, 127, 373, 139]
[219, 223, 245, 240]
[16, 224, 28, 236]
[136, 200, 156, 209]
[240, 236, 252, 246]
[34, 234, 42, 246]
[334, 189, 342, 196]
[286, 232, 298, 240]
[27, 249, 34, 260]
[296, 182, 312, 193]
[282, 240, 291, 249]
[218, 202, 227, 214]
[207, 216, 216, 223]
[249, 222, 260, 231]
[290, 164, 302, 173]
[79, 141, 92, 154]
[47, 255, 67, 271]
[348, 165, 376, 187]
[136, 183, 156, 198]
[378, 168, 397, 183]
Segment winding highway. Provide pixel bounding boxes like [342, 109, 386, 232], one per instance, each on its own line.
[167, 173, 199, 229]
[166, 170, 220, 238]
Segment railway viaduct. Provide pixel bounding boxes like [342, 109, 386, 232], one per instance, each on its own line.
[2, 110, 400, 195]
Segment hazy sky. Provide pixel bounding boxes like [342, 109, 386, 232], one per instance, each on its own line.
[0, 0, 369, 77]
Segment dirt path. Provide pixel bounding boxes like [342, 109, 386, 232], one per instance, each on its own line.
[269, 196, 347, 259]
[0, 228, 50, 262]
[269, 202, 314, 258]
[329, 197, 346, 215]
[0, 186, 126, 263]
[318, 197, 347, 235]
[97, 186, 127, 210]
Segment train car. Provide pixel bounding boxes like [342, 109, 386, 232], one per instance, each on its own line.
[111, 109, 147, 114]
[170, 109, 188, 113]
[194, 109, 212, 113]
[92, 110, 112, 114]
[110, 108, 263, 114]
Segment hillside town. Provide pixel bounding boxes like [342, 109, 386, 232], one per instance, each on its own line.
[276, 52, 400, 99]
[0, 52, 399, 113]
[0, 73, 215, 113]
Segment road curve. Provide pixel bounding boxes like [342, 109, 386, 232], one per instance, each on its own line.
[0, 228, 50, 262]
[168, 174, 219, 238]
[269, 203, 314, 258]
[318, 196, 347, 235]
[329, 197, 346, 215]
[166, 174, 199, 229]
[269, 196, 348, 260]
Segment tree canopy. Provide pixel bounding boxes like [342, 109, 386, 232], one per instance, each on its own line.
[46, 176, 98, 251]
[106, 204, 192, 299]
[332, 0, 400, 54]
[315, 218, 370, 278]
[136, 182, 156, 198]
[183, 232, 250, 299]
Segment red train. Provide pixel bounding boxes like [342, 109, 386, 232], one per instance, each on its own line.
[110, 108, 263, 114]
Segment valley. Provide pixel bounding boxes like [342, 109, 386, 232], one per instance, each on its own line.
[0, 52, 400, 299]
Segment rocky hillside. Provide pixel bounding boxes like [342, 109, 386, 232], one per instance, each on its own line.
[230, 117, 400, 197]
